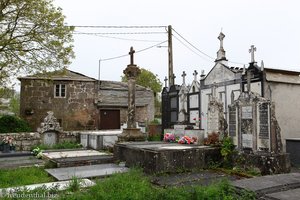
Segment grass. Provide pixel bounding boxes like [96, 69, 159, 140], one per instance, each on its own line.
[0, 167, 55, 188]
[0, 168, 255, 199]
[31, 141, 82, 151]
[58, 169, 255, 200]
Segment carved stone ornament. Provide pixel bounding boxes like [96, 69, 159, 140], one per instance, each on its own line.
[37, 111, 62, 133]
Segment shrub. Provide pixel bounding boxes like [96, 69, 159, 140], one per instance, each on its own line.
[0, 115, 31, 133]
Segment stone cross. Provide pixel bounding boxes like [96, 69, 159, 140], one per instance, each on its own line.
[249, 45, 257, 63]
[172, 74, 176, 85]
[164, 76, 168, 87]
[181, 71, 186, 85]
[218, 32, 225, 49]
[129, 46, 135, 65]
[193, 70, 198, 81]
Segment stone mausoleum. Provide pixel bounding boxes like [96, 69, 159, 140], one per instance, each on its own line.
[18, 69, 155, 131]
[162, 32, 300, 152]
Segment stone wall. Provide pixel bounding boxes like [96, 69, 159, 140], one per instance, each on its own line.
[0, 132, 80, 151]
[20, 79, 98, 131]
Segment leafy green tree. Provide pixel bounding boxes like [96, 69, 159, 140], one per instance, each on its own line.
[121, 68, 163, 117]
[121, 68, 162, 96]
[0, 0, 74, 86]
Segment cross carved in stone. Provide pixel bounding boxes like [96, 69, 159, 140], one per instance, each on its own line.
[193, 70, 198, 81]
[249, 45, 257, 63]
[181, 71, 186, 85]
[129, 46, 135, 65]
[164, 76, 168, 87]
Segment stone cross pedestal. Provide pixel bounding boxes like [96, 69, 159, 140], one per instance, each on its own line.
[118, 47, 145, 142]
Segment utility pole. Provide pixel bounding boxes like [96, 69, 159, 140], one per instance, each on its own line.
[168, 25, 174, 87]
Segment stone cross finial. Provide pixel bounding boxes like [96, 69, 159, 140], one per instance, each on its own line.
[164, 76, 168, 87]
[181, 71, 186, 85]
[249, 45, 257, 63]
[172, 74, 176, 84]
[129, 46, 135, 65]
[193, 70, 198, 81]
[218, 32, 225, 49]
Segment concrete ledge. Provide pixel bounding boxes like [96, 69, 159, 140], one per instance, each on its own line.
[0, 179, 95, 197]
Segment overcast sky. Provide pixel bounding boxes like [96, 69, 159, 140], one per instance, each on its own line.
[53, 0, 300, 85]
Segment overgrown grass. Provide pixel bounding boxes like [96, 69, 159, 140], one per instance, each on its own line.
[31, 141, 82, 151]
[0, 168, 255, 199]
[0, 167, 54, 188]
[58, 169, 255, 200]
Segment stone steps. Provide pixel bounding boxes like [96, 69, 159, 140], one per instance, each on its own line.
[52, 155, 115, 168]
[42, 149, 114, 168]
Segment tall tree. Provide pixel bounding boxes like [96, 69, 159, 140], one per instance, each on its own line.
[121, 68, 162, 96]
[0, 0, 74, 85]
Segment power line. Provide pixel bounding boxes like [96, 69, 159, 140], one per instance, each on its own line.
[172, 34, 213, 63]
[172, 28, 215, 60]
[172, 28, 246, 66]
[73, 31, 166, 35]
[73, 31, 163, 42]
[69, 25, 167, 29]
[101, 40, 167, 62]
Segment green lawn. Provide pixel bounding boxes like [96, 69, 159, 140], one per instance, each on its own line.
[0, 167, 255, 200]
[0, 167, 55, 188]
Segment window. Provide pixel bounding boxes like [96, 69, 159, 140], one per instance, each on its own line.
[54, 84, 66, 98]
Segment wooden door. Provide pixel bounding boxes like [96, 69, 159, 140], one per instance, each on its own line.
[100, 110, 120, 130]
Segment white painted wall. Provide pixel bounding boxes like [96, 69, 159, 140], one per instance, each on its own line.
[265, 81, 300, 151]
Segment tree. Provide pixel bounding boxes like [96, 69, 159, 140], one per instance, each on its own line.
[0, 0, 74, 85]
[121, 68, 162, 96]
[121, 68, 163, 117]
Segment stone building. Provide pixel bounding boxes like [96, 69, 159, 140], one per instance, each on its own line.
[18, 70, 155, 131]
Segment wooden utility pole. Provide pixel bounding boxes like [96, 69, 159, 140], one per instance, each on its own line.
[168, 25, 174, 87]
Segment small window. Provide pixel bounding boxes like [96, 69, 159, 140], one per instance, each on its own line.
[54, 84, 66, 98]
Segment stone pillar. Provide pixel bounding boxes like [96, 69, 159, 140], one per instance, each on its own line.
[118, 47, 145, 142]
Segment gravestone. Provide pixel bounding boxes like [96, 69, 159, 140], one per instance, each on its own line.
[37, 111, 62, 146]
[206, 84, 227, 137]
[229, 91, 282, 153]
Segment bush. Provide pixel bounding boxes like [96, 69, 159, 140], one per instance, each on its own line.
[0, 115, 31, 133]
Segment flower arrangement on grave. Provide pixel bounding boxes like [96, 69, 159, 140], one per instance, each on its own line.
[178, 136, 197, 144]
[193, 117, 201, 128]
[193, 117, 201, 123]
[163, 133, 176, 142]
[1, 136, 16, 152]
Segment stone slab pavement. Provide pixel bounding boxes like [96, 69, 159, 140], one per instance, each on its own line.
[0, 178, 95, 197]
[46, 163, 129, 181]
[232, 173, 300, 199]
[42, 150, 109, 159]
[151, 170, 242, 187]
